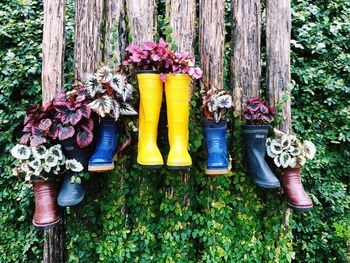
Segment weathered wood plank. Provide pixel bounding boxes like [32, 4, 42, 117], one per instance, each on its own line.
[104, 0, 127, 65]
[42, 0, 66, 262]
[42, 0, 66, 105]
[74, 0, 104, 80]
[199, 0, 226, 89]
[126, 0, 157, 44]
[231, 0, 261, 116]
[266, 0, 292, 133]
[166, 0, 196, 55]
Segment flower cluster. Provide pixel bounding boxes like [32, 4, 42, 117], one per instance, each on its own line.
[202, 88, 233, 122]
[10, 144, 83, 181]
[53, 87, 94, 148]
[244, 97, 277, 125]
[123, 38, 202, 81]
[266, 129, 316, 168]
[85, 66, 137, 121]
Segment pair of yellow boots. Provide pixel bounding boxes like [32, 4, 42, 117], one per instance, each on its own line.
[137, 72, 192, 169]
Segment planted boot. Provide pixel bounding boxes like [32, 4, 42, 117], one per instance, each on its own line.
[165, 74, 192, 169]
[32, 179, 60, 230]
[203, 120, 229, 175]
[281, 167, 313, 212]
[242, 125, 280, 188]
[88, 119, 119, 172]
[137, 71, 164, 167]
[59, 137, 90, 206]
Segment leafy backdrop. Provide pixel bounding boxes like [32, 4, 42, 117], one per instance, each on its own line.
[0, 0, 349, 262]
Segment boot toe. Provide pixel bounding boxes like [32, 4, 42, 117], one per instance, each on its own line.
[167, 149, 192, 168]
[137, 146, 164, 166]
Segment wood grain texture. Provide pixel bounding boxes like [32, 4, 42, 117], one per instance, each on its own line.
[74, 0, 104, 80]
[41, 0, 65, 105]
[126, 0, 157, 44]
[104, 0, 127, 65]
[231, 0, 261, 116]
[199, 0, 226, 89]
[42, 1, 66, 262]
[166, 0, 196, 55]
[266, 0, 292, 133]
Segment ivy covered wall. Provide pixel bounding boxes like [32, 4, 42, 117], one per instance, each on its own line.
[0, 0, 348, 262]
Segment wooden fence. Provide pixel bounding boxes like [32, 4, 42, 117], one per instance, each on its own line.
[41, 0, 291, 261]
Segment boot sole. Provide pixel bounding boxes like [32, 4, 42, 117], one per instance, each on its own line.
[205, 168, 229, 175]
[288, 203, 313, 212]
[138, 163, 164, 169]
[88, 153, 118, 172]
[166, 165, 192, 170]
[33, 217, 61, 230]
[255, 181, 281, 189]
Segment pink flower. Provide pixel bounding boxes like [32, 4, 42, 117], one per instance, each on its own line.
[160, 73, 167, 82]
[189, 67, 203, 79]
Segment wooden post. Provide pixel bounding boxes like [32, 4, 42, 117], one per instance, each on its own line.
[126, 0, 157, 45]
[231, 0, 261, 116]
[199, 0, 226, 90]
[42, 0, 66, 262]
[104, 0, 127, 65]
[74, 0, 104, 80]
[266, 0, 292, 134]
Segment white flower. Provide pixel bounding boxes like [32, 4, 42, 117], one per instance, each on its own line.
[289, 146, 302, 157]
[280, 152, 291, 168]
[274, 156, 281, 167]
[34, 166, 43, 176]
[66, 159, 84, 172]
[96, 66, 112, 83]
[20, 163, 30, 173]
[217, 95, 232, 109]
[49, 145, 63, 160]
[289, 158, 297, 168]
[266, 146, 276, 158]
[297, 155, 306, 167]
[85, 74, 104, 97]
[11, 144, 31, 160]
[304, 140, 316, 160]
[29, 159, 41, 170]
[273, 128, 285, 138]
[270, 140, 283, 155]
[44, 154, 58, 168]
[281, 136, 292, 150]
[266, 137, 272, 147]
[110, 74, 126, 92]
[31, 145, 47, 159]
[89, 95, 113, 118]
[43, 163, 51, 173]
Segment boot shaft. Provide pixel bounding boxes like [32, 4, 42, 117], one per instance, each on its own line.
[203, 120, 227, 154]
[242, 125, 269, 157]
[61, 137, 90, 169]
[95, 118, 119, 151]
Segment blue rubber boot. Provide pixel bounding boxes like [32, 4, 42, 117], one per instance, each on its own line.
[242, 125, 280, 189]
[203, 120, 229, 175]
[58, 137, 90, 207]
[88, 118, 119, 172]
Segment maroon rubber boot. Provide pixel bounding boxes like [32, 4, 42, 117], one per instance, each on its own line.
[281, 168, 313, 212]
[32, 180, 61, 229]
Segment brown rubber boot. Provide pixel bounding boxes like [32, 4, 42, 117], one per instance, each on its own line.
[281, 168, 313, 212]
[32, 180, 61, 229]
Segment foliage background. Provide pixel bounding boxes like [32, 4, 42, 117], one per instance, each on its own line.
[0, 0, 348, 262]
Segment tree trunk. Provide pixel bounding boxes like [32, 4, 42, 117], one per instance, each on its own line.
[231, 0, 261, 116]
[42, 1, 66, 262]
[266, 0, 292, 134]
[126, 0, 157, 45]
[199, 0, 226, 90]
[104, 0, 127, 66]
[74, 0, 104, 80]
[166, 0, 196, 55]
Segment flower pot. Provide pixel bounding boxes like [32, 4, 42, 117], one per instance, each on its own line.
[136, 71, 164, 168]
[241, 125, 280, 188]
[165, 74, 192, 169]
[203, 120, 229, 175]
[32, 179, 60, 230]
[281, 167, 313, 212]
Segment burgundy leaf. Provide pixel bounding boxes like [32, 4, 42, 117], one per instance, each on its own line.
[38, 118, 52, 131]
[32, 126, 44, 137]
[80, 104, 91, 119]
[23, 123, 32, 132]
[54, 101, 69, 113]
[30, 136, 47, 147]
[20, 133, 30, 144]
[48, 123, 59, 138]
[119, 139, 131, 155]
[260, 104, 269, 114]
[263, 114, 274, 124]
[81, 119, 94, 132]
[70, 110, 83, 125]
[23, 115, 30, 125]
[77, 130, 93, 148]
[58, 126, 75, 140]
[247, 102, 260, 112]
[76, 95, 86, 102]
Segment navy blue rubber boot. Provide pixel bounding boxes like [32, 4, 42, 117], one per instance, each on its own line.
[203, 120, 229, 175]
[242, 125, 280, 189]
[88, 118, 120, 172]
[58, 137, 90, 207]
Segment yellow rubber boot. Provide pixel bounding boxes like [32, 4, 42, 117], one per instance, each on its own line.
[136, 72, 164, 167]
[165, 74, 192, 168]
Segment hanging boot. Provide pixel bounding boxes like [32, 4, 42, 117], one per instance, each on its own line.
[281, 167, 313, 212]
[203, 120, 229, 175]
[32, 179, 60, 230]
[165, 74, 192, 169]
[137, 71, 164, 167]
[58, 137, 90, 206]
[242, 125, 280, 188]
[88, 118, 119, 172]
